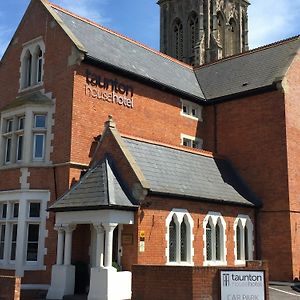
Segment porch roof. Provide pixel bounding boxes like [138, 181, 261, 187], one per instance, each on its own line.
[49, 158, 138, 212]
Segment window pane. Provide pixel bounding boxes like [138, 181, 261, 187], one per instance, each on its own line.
[169, 218, 177, 262]
[244, 227, 249, 260]
[13, 203, 19, 218]
[206, 222, 212, 261]
[29, 203, 40, 218]
[180, 220, 187, 262]
[26, 55, 32, 87]
[10, 224, 17, 260]
[236, 224, 241, 260]
[27, 224, 39, 261]
[34, 115, 46, 128]
[6, 119, 13, 133]
[34, 134, 45, 159]
[18, 117, 25, 130]
[0, 224, 6, 260]
[216, 222, 221, 261]
[37, 52, 43, 83]
[1, 204, 7, 219]
[17, 135, 23, 161]
[5, 138, 12, 163]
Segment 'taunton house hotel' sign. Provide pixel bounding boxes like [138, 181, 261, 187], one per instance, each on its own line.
[85, 69, 134, 109]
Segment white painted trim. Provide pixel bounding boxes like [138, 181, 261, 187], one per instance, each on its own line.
[180, 99, 203, 121]
[180, 133, 203, 149]
[0, 190, 49, 275]
[165, 208, 194, 265]
[203, 211, 227, 266]
[233, 214, 254, 265]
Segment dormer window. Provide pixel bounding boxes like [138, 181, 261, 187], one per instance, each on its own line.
[20, 38, 45, 91]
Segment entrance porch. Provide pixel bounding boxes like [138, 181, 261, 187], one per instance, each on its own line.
[47, 210, 134, 300]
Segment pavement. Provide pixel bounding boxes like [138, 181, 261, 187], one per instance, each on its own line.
[269, 285, 300, 299]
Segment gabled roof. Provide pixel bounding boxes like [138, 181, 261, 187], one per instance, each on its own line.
[44, 2, 204, 100]
[195, 36, 300, 100]
[123, 137, 261, 207]
[49, 158, 138, 212]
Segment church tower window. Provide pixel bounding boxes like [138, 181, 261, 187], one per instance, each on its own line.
[188, 12, 199, 65]
[173, 19, 183, 60]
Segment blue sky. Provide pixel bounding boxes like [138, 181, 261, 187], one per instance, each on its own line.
[0, 0, 299, 59]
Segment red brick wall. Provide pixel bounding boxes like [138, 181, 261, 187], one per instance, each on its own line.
[206, 91, 291, 280]
[132, 261, 269, 300]
[71, 65, 204, 165]
[284, 49, 300, 280]
[137, 197, 256, 267]
[0, 275, 21, 300]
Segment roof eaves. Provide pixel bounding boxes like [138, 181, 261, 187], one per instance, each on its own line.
[49, 204, 139, 213]
[84, 55, 206, 102]
[41, 0, 87, 53]
[148, 190, 261, 208]
[206, 83, 278, 104]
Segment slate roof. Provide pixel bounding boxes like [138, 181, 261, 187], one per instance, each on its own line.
[49, 158, 138, 212]
[124, 138, 261, 207]
[44, 3, 300, 102]
[195, 36, 300, 100]
[50, 5, 204, 99]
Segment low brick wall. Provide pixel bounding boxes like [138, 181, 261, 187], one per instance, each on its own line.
[132, 261, 269, 300]
[0, 275, 21, 300]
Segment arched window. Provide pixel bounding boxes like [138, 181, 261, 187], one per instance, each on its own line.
[20, 39, 45, 91]
[173, 19, 183, 60]
[166, 209, 194, 265]
[169, 217, 177, 262]
[36, 47, 43, 83]
[23, 50, 32, 88]
[228, 18, 238, 56]
[203, 212, 226, 266]
[217, 12, 225, 55]
[180, 219, 187, 261]
[210, 0, 215, 32]
[188, 12, 199, 64]
[242, 14, 247, 51]
[234, 215, 253, 264]
[206, 220, 212, 260]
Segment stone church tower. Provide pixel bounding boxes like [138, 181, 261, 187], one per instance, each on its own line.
[158, 0, 250, 66]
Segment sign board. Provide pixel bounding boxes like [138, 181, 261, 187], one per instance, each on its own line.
[220, 270, 265, 300]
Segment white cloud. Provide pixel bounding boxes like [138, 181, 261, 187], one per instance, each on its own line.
[248, 0, 300, 48]
[50, 0, 110, 26]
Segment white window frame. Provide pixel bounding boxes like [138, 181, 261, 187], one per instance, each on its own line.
[203, 212, 227, 266]
[234, 215, 254, 265]
[181, 133, 203, 149]
[19, 37, 45, 92]
[165, 208, 194, 266]
[180, 99, 203, 121]
[0, 104, 53, 168]
[0, 190, 49, 274]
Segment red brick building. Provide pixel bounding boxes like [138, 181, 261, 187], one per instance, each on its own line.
[0, 0, 299, 298]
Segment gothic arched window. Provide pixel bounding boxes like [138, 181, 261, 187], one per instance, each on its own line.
[217, 12, 225, 55]
[188, 12, 199, 63]
[234, 215, 253, 264]
[166, 210, 194, 264]
[169, 216, 177, 262]
[204, 212, 226, 265]
[173, 19, 183, 60]
[228, 18, 238, 56]
[242, 14, 247, 51]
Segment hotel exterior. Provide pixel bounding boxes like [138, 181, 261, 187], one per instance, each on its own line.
[0, 0, 299, 299]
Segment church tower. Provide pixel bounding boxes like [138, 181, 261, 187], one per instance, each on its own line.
[158, 0, 250, 66]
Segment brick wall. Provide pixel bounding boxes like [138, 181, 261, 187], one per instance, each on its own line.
[0, 275, 21, 300]
[204, 90, 291, 280]
[132, 261, 269, 300]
